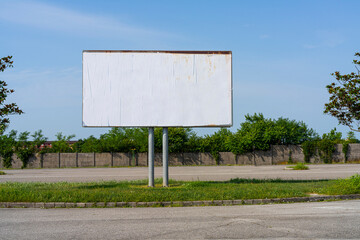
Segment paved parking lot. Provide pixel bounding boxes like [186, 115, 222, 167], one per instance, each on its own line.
[1, 200, 360, 239]
[1, 164, 360, 182]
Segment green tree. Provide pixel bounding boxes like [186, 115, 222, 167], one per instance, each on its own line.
[322, 128, 342, 143]
[16, 131, 36, 168]
[99, 128, 147, 153]
[0, 56, 23, 134]
[154, 128, 198, 153]
[324, 52, 360, 132]
[201, 128, 232, 163]
[346, 131, 359, 143]
[80, 136, 101, 153]
[0, 130, 17, 168]
[229, 113, 317, 154]
[50, 132, 75, 153]
[31, 130, 48, 150]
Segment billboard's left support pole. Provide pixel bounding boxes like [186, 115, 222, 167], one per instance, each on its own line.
[163, 127, 169, 187]
[148, 127, 154, 187]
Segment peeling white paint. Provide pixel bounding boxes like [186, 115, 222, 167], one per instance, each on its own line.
[82, 51, 232, 127]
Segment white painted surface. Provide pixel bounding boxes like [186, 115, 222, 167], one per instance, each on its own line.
[83, 51, 232, 127]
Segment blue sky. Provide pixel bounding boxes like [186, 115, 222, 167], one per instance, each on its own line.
[0, 0, 359, 140]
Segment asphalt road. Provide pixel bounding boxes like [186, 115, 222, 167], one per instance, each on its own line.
[1, 200, 360, 239]
[1, 164, 360, 182]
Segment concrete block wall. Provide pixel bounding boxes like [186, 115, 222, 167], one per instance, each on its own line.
[11, 155, 23, 169]
[150, 153, 216, 166]
[78, 153, 95, 167]
[113, 152, 131, 166]
[271, 145, 288, 164]
[348, 144, 360, 162]
[95, 153, 112, 167]
[60, 153, 77, 168]
[3, 144, 360, 169]
[183, 153, 201, 165]
[332, 144, 345, 163]
[42, 153, 60, 168]
[135, 153, 147, 166]
[169, 154, 183, 166]
[28, 154, 42, 168]
[219, 152, 236, 165]
[253, 150, 272, 166]
[288, 145, 304, 163]
[236, 153, 253, 165]
[200, 153, 216, 165]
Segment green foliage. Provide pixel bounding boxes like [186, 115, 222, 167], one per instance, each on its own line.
[346, 131, 359, 143]
[324, 52, 360, 132]
[49, 132, 76, 153]
[326, 174, 360, 195]
[78, 136, 101, 153]
[31, 130, 47, 150]
[99, 128, 147, 153]
[342, 131, 359, 162]
[288, 150, 293, 164]
[0, 171, 5, 175]
[0, 129, 47, 168]
[201, 128, 232, 163]
[154, 128, 200, 153]
[15, 131, 36, 168]
[342, 142, 349, 162]
[322, 127, 342, 143]
[0, 130, 16, 168]
[229, 113, 317, 154]
[0, 56, 23, 134]
[289, 162, 309, 170]
[318, 129, 338, 163]
[302, 128, 342, 164]
[301, 140, 317, 163]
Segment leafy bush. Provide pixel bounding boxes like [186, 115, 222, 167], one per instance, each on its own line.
[99, 128, 147, 153]
[326, 174, 360, 195]
[301, 141, 317, 163]
[0, 130, 16, 168]
[317, 139, 336, 164]
[48, 132, 76, 153]
[291, 162, 309, 170]
[301, 128, 345, 164]
[229, 113, 317, 155]
[200, 128, 232, 164]
[15, 131, 36, 168]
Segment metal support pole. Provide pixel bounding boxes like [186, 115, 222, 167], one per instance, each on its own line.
[163, 127, 169, 187]
[148, 127, 154, 187]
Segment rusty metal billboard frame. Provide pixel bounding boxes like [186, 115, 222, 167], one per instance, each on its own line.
[82, 50, 233, 128]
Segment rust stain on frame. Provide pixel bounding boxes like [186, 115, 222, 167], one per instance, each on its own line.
[83, 50, 232, 55]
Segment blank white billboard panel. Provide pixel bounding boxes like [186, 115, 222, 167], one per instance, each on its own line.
[83, 50, 232, 127]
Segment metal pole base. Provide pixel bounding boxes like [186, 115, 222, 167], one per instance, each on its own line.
[163, 127, 169, 187]
[148, 127, 154, 187]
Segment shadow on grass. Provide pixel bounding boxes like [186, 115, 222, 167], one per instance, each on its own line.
[74, 179, 180, 190]
[227, 178, 331, 184]
[74, 178, 332, 190]
[76, 182, 126, 190]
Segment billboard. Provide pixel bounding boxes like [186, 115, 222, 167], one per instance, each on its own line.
[82, 50, 232, 127]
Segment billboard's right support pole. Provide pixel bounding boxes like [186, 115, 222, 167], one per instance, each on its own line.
[163, 127, 169, 187]
[148, 127, 154, 187]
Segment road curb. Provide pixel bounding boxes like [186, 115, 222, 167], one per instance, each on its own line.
[1, 194, 360, 209]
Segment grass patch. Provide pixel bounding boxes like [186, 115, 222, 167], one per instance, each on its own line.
[288, 162, 309, 170]
[0, 177, 349, 203]
[0, 171, 6, 175]
[322, 174, 360, 195]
